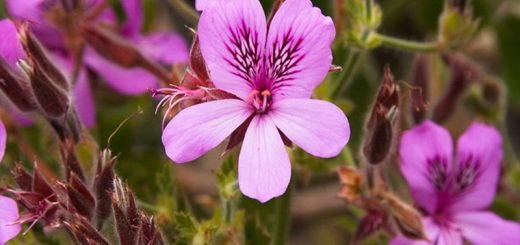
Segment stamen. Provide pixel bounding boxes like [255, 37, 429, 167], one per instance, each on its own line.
[152, 85, 204, 129]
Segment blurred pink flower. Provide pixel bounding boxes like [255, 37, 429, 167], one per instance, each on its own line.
[162, 0, 350, 202]
[5, 0, 189, 127]
[0, 195, 21, 245]
[392, 120, 520, 244]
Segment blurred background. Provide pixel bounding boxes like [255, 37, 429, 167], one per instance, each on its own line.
[1, 0, 520, 244]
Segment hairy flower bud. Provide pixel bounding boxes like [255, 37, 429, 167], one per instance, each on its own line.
[59, 139, 86, 181]
[0, 57, 38, 112]
[362, 67, 399, 165]
[112, 177, 141, 245]
[18, 23, 69, 91]
[93, 149, 117, 229]
[81, 24, 144, 68]
[65, 215, 110, 245]
[66, 173, 95, 219]
[81, 24, 171, 82]
[18, 24, 71, 118]
[382, 192, 428, 241]
[11, 163, 34, 192]
[432, 53, 477, 123]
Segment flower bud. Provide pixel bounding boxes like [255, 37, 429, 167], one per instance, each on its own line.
[65, 215, 110, 245]
[66, 173, 95, 219]
[438, 0, 479, 48]
[362, 67, 399, 165]
[93, 149, 117, 229]
[81, 24, 144, 68]
[59, 139, 86, 181]
[0, 57, 38, 112]
[11, 163, 33, 191]
[18, 23, 69, 91]
[30, 66, 70, 118]
[432, 53, 477, 123]
[81, 24, 172, 82]
[382, 192, 428, 241]
[112, 177, 140, 245]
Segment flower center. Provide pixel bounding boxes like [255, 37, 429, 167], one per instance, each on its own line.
[249, 89, 272, 114]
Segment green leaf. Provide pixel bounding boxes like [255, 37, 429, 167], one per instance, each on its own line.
[174, 213, 199, 240]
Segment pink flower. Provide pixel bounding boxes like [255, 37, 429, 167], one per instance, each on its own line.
[162, 0, 350, 202]
[0, 195, 21, 245]
[392, 120, 520, 244]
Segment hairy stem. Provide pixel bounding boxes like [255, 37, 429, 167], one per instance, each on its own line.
[375, 33, 441, 52]
[328, 50, 363, 99]
[271, 179, 292, 245]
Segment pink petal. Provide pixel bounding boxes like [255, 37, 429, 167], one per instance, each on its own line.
[73, 72, 96, 128]
[0, 119, 6, 161]
[162, 99, 253, 163]
[120, 0, 143, 37]
[437, 227, 462, 245]
[449, 122, 503, 212]
[399, 120, 453, 214]
[5, 0, 43, 20]
[454, 211, 520, 244]
[84, 48, 158, 95]
[266, 0, 335, 99]
[238, 115, 291, 203]
[6, 0, 66, 50]
[134, 33, 189, 65]
[198, 0, 267, 100]
[389, 217, 440, 245]
[269, 98, 349, 158]
[0, 196, 21, 244]
[0, 19, 25, 68]
[195, 0, 217, 11]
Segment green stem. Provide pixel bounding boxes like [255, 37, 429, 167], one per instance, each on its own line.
[271, 180, 293, 245]
[328, 50, 363, 99]
[375, 33, 440, 52]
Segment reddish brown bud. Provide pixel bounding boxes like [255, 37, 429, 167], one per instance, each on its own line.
[32, 163, 56, 199]
[29, 66, 70, 118]
[67, 173, 95, 219]
[382, 192, 428, 241]
[11, 163, 34, 191]
[93, 149, 117, 229]
[59, 140, 86, 181]
[432, 53, 478, 123]
[0, 57, 38, 112]
[81, 24, 171, 82]
[362, 67, 399, 165]
[81, 24, 144, 68]
[68, 215, 110, 245]
[138, 215, 165, 245]
[19, 23, 69, 91]
[112, 178, 141, 245]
